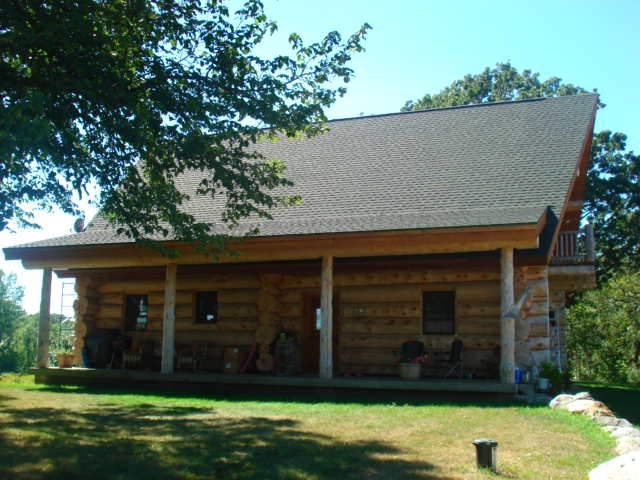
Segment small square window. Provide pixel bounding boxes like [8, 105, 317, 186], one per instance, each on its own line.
[195, 291, 218, 323]
[124, 294, 148, 331]
[422, 291, 455, 334]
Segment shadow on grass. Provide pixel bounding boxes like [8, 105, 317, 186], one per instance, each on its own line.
[0, 390, 457, 480]
[575, 383, 640, 425]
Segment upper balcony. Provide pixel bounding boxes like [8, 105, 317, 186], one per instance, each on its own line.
[551, 224, 596, 265]
[549, 224, 596, 291]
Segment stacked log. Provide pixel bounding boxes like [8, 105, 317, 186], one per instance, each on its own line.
[514, 266, 550, 367]
[255, 274, 282, 372]
[73, 276, 99, 364]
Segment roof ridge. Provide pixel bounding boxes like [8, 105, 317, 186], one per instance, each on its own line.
[327, 93, 598, 123]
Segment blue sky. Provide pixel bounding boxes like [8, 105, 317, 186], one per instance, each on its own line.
[1, 0, 639, 313]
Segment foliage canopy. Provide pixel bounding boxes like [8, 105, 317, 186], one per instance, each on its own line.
[567, 271, 640, 384]
[402, 62, 592, 110]
[0, 270, 26, 371]
[1, 0, 369, 252]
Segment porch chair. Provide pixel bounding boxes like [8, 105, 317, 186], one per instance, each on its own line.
[444, 338, 464, 379]
[176, 344, 197, 371]
[176, 343, 208, 372]
[139, 338, 160, 370]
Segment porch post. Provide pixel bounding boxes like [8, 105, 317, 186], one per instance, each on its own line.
[161, 263, 177, 374]
[36, 268, 52, 368]
[319, 255, 333, 379]
[500, 248, 515, 384]
[584, 223, 596, 263]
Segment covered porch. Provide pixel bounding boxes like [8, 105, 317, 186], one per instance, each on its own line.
[33, 366, 518, 395]
[31, 245, 530, 389]
[15, 220, 594, 392]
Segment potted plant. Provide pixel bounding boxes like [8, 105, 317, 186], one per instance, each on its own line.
[399, 354, 428, 379]
[56, 344, 75, 368]
[537, 361, 562, 393]
[400, 353, 429, 380]
[397, 340, 428, 379]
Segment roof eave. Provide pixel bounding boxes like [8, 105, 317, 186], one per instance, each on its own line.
[5, 222, 542, 271]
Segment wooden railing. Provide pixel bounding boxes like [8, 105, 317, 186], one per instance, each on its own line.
[551, 224, 595, 265]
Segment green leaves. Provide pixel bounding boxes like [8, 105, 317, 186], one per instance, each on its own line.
[0, 270, 26, 372]
[401, 61, 596, 111]
[0, 0, 370, 252]
[567, 271, 640, 384]
[584, 131, 640, 280]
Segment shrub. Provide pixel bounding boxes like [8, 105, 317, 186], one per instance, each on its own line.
[539, 361, 564, 394]
[567, 270, 640, 385]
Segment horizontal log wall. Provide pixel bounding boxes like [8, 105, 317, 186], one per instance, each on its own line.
[334, 268, 501, 377]
[72, 261, 514, 378]
[79, 271, 261, 364]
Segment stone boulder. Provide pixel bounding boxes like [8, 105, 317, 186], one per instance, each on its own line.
[589, 451, 640, 480]
[549, 392, 614, 417]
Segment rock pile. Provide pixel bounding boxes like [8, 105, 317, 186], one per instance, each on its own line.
[549, 392, 640, 479]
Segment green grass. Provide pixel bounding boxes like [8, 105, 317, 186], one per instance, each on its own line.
[0, 374, 615, 479]
[574, 382, 640, 425]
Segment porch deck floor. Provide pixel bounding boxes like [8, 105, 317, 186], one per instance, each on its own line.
[33, 367, 517, 395]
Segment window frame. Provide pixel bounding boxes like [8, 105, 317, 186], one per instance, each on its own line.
[194, 291, 218, 324]
[422, 290, 456, 335]
[124, 294, 149, 331]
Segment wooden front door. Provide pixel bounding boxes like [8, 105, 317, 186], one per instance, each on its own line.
[301, 293, 339, 375]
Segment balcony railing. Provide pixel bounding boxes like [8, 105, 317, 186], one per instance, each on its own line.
[551, 224, 595, 265]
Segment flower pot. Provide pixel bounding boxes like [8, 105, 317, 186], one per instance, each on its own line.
[537, 377, 550, 391]
[399, 362, 422, 380]
[57, 353, 74, 368]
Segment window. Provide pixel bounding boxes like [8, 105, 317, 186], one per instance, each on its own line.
[422, 291, 455, 334]
[124, 294, 148, 331]
[195, 291, 218, 323]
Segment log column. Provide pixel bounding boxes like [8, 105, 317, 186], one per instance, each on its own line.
[585, 223, 596, 263]
[36, 268, 53, 368]
[500, 248, 515, 384]
[319, 255, 333, 379]
[161, 263, 177, 374]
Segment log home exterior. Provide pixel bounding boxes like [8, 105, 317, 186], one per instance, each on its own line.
[4, 94, 598, 390]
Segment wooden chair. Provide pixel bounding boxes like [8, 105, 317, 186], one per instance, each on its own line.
[139, 339, 159, 370]
[444, 338, 464, 379]
[122, 351, 141, 369]
[176, 343, 209, 372]
[176, 344, 197, 371]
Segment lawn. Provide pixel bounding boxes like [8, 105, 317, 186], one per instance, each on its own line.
[0, 374, 615, 479]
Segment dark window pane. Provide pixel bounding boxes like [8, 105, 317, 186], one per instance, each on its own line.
[195, 291, 218, 323]
[124, 294, 148, 331]
[422, 291, 455, 334]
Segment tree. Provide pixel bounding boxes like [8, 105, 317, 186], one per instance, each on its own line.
[0, 268, 71, 371]
[0, 269, 26, 371]
[566, 271, 640, 384]
[6, 313, 38, 373]
[585, 131, 640, 279]
[1, 1, 369, 252]
[403, 61, 638, 279]
[402, 61, 592, 110]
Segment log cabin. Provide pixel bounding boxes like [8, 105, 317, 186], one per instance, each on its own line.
[3, 94, 598, 391]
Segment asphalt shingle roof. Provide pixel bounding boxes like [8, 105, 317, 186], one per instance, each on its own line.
[10, 94, 597, 249]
